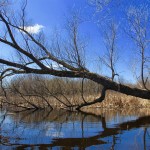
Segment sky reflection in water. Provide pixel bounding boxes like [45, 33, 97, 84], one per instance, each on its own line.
[0, 109, 150, 150]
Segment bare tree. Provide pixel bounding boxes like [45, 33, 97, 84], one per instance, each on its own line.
[0, 1, 149, 110]
[59, 13, 87, 71]
[127, 6, 150, 91]
[88, 0, 112, 11]
[100, 22, 119, 81]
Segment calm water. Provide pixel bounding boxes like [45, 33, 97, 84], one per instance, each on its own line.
[0, 109, 150, 150]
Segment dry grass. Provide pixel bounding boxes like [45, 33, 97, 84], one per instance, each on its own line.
[0, 76, 149, 110]
[97, 90, 150, 108]
[0, 90, 149, 110]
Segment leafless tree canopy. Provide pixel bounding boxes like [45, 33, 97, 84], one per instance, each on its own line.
[100, 22, 119, 81]
[127, 6, 150, 91]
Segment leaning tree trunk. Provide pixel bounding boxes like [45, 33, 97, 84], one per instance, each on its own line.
[74, 71, 150, 110]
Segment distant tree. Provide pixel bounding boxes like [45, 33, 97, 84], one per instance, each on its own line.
[100, 21, 119, 81]
[127, 6, 150, 90]
[88, 0, 112, 11]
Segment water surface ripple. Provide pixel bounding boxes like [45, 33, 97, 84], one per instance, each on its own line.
[0, 109, 150, 150]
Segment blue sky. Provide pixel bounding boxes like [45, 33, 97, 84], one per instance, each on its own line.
[1, 0, 150, 83]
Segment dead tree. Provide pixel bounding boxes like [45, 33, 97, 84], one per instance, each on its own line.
[0, 1, 149, 110]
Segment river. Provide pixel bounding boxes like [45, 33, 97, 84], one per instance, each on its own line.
[0, 108, 150, 149]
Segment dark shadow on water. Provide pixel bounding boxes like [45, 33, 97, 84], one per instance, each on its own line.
[0, 109, 150, 149]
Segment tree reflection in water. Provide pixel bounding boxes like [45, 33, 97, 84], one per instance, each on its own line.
[0, 109, 150, 149]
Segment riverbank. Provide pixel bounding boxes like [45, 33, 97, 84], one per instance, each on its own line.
[0, 90, 150, 111]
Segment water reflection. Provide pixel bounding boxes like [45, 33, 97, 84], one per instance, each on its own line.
[0, 109, 150, 149]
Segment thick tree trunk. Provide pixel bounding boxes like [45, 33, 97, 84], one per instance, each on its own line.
[85, 72, 150, 99]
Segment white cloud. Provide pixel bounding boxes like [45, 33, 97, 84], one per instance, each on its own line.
[46, 62, 63, 69]
[23, 24, 44, 34]
[51, 62, 63, 69]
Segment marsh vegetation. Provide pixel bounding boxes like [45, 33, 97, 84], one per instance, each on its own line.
[0, 75, 149, 112]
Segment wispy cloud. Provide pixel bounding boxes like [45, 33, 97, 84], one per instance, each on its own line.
[23, 24, 44, 34]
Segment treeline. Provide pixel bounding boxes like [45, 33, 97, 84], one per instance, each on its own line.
[6, 75, 102, 96]
[0, 75, 149, 111]
[0, 75, 102, 110]
[3, 75, 149, 96]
